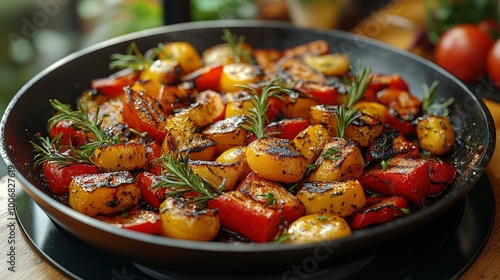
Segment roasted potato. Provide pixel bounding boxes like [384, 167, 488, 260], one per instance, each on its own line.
[215, 146, 252, 180]
[307, 137, 365, 182]
[93, 142, 147, 172]
[285, 214, 352, 244]
[159, 198, 220, 241]
[189, 160, 243, 191]
[417, 115, 455, 156]
[69, 171, 140, 217]
[292, 124, 332, 164]
[296, 179, 366, 217]
[202, 115, 249, 154]
[246, 137, 307, 183]
[303, 53, 350, 76]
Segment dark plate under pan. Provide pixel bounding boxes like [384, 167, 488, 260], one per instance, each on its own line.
[1, 20, 495, 273]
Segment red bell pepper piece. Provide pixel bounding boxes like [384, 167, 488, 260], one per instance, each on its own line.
[43, 162, 99, 196]
[207, 190, 281, 243]
[49, 119, 87, 148]
[427, 159, 457, 197]
[99, 209, 162, 235]
[348, 196, 409, 229]
[182, 64, 223, 92]
[122, 90, 168, 143]
[378, 88, 422, 135]
[247, 118, 310, 142]
[237, 172, 305, 225]
[360, 158, 430, 206]
[91, 69, 140, 99]
[137, 172, 166, 209]
[294, 81, 340, 105]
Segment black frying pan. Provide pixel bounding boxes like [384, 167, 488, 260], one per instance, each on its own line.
[1, 20, 495, 274]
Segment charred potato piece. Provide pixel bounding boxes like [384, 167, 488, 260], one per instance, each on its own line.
[417, 115, 455, 156]
[293, 124, 332, 164]
[159, 198, 220, 241]
[93, 142, 147, 172]
[188, 160, 243, 191]
[246, 137, 307, 183]
[163, 126, 217, 161]
[285, 214, 351, 244]
[303, 53, 350, 76]
[216, 146, 252, 180]
[202, 115, 249, 154]
[344, 112, 384, 147]
[307, 137, 365, 182]
[296, 179, 366, 217]
[69, 171, 140, 217]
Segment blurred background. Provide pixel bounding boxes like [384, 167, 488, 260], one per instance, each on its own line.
[0, 0, 396, 118]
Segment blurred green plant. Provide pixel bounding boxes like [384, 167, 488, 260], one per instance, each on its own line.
[425, 0, 499, 43]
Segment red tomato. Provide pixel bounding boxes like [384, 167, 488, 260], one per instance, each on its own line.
[91, 69, 140, 99]
[99, 210, 162, 235]
[137, 172, 166, 209]
[487, 39, 500, 88]
[49, 120, 86, 148]
[43, 162, 99, 196]
[435, 24, 495, 83]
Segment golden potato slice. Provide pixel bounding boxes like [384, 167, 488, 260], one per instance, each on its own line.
[202, 115, 249, 154]
[93, 142, 147, 172]
[188, 160, 242, 191]
[246, 137, 307, 183]
[286, 214, 352, 244]
[293, 124, 332, 164]
[159, 198, 220, 241]
[69, 171, 140, 217]
[417, 115, 455, 156]
[306, 137, 365, 182]
[296, 179, 366, 217]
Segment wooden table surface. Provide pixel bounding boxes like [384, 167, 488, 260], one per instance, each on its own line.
[1, 0, 500, 279]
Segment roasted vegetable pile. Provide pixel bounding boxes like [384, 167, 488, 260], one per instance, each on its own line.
[32, 29, 457, 244]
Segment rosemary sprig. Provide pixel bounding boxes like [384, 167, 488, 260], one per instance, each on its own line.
[151, 154, 224, 205]
[221, 28, 252, 64]
[240, 82, 291, 139]
[380, 159, 391, 171]
[32, 134, 93, 167]
[322, 146, 342, 161]
[334, 105, 361, 139]
[421, 81, 455, 117]
[48, 99, 121, 156]
[346, 63, 372, 109]
[109, 42, 167, 71]
[258, 192, 276, 207]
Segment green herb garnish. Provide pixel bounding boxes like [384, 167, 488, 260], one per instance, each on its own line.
[152, 154, 223, 205]
[421, 81, 454, 117]
[240, 81, 291, 139]
[221, 28, 252, 64]
[32, 134, 93, 167]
